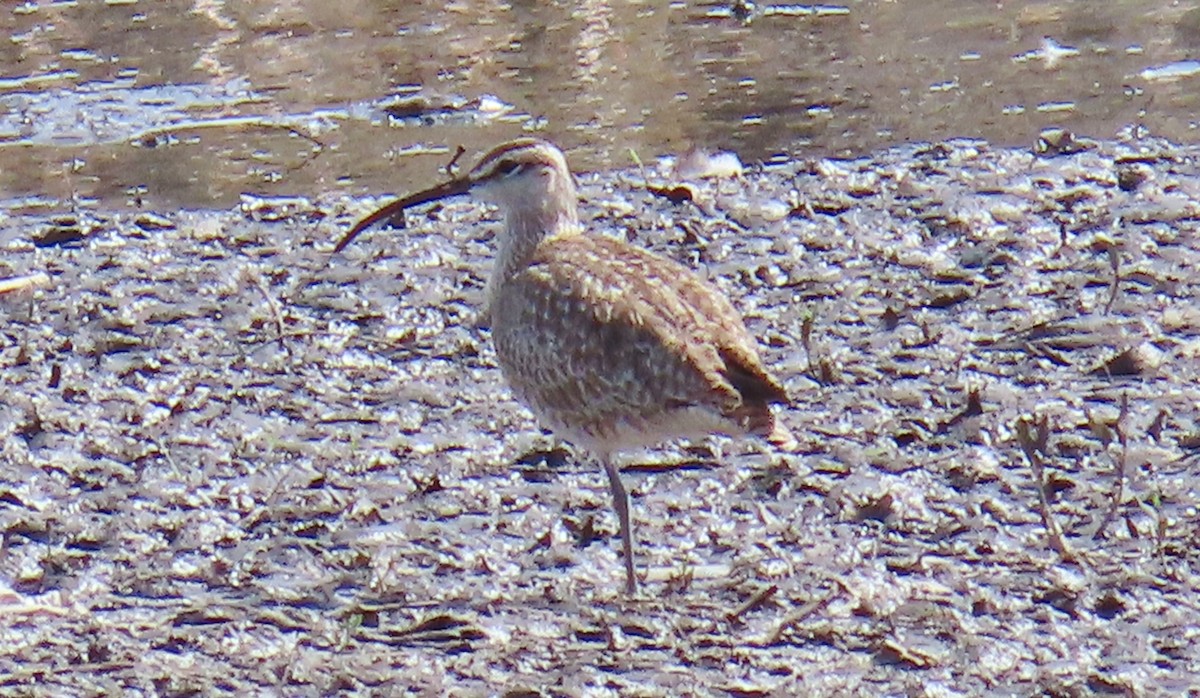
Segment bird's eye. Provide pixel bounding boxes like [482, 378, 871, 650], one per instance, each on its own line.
[494, 159, 522, 177]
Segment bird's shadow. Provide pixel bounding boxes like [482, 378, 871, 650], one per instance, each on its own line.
[512, 442, 720, 481]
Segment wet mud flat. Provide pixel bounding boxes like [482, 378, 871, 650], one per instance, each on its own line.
[1, 133, 1199, 696]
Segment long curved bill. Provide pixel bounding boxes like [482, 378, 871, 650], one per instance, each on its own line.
[332, 176, 475, 254]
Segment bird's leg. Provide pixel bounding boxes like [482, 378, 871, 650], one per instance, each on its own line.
[600, 454, 637, 594]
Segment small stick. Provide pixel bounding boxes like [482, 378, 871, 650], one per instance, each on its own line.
[1092, 393, 1130, 539]
[727, 584, 778, 625]
[444, 145, 467, 177]
[0, 272, 50, 295]
[767, 584, 841, 645]
[1104, 246, 1121, 315]
[247, 271, 291, 356]
[1016, 415, 1075, 561]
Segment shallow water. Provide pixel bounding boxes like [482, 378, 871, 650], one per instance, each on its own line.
[0, 0, 1196, 209]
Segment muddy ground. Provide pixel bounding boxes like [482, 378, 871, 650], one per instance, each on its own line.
[1, 133, 1199, 697]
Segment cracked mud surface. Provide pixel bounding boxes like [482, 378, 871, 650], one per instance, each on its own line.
[2, 134, 1199, 696]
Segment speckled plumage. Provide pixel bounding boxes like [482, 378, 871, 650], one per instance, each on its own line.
[336, 138, 792, 594]
[491, 232, 788, 453]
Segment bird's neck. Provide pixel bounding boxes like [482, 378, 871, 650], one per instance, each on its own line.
[491, 192, 580, 289]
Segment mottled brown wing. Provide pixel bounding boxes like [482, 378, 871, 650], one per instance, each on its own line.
[489, 234, 786, 435]
[582, 236, 789, 407]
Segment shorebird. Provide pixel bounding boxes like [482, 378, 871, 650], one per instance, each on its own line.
[334, 138, 792, 594]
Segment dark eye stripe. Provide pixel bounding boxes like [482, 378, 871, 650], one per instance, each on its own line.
[494, 159, 523, 177]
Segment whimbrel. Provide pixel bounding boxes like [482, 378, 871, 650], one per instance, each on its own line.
[335, 138, 792, 593]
